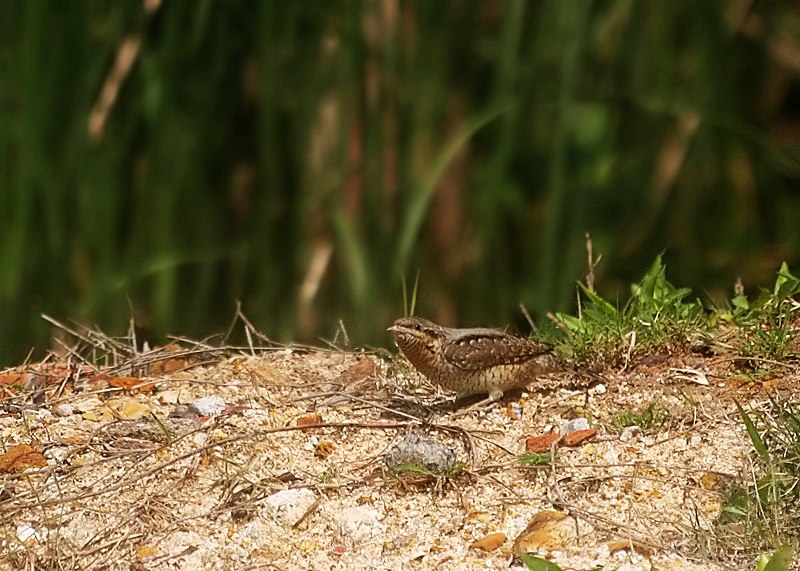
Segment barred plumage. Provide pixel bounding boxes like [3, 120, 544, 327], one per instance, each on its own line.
[387, 316, 559, 401]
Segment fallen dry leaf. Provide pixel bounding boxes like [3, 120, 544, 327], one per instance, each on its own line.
[513, 510, 575, 555]
[607, 539, 653, 557]
[135, 544, 159, 559]
[525, 433, 559, 453]
[0, 372, 26, 387]
[149, 343, 194, 375]
[700, 472, 723, 491]
[562, 428, 598, 447]
[471, 532, 506, 551]
[82, 407, 115, 422]
[109, 376, 156, 394]
[297, 413, 323, 426]
[465, 510, 492, 523]
[0, 444, 47, 474]
[339, 358, 376, 383]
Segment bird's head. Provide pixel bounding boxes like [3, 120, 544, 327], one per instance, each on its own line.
[387, 316, 444, 362]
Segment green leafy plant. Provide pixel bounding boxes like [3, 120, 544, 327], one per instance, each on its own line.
[728, 263, 800, 369]
[610, 402, 671, 432]
[389, 462, 466, 479]
[518, 453, 553, 466]
[519, 554, 564, 571]
[755, 547, 792, 571]
[554, 255, 705, 364]
[718, 401, 800, 557]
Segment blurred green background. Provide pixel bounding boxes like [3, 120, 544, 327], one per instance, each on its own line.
[1, 1, 799, 365]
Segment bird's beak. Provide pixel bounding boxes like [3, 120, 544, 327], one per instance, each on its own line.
[386, 325, 399, 333]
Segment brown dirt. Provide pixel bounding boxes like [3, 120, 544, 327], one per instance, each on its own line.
[0, 343, 796, 570]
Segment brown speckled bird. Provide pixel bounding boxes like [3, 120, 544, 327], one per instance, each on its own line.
[387, 316, 560, 403]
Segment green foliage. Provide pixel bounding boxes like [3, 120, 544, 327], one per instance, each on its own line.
[726, 264, 800, 368]
[389, 462, 466, 479]
[554, 255, 705, 364]
[720, 401, 800, 557]
[518, 453, 553, 466]
[756, 547, 792, 571]
[519, 554, 564, 571]
[1, 4, 800, 364]
[401, 270, 420, 318]
[610, 403, 671, 432]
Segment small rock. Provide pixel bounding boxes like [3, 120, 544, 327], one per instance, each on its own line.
[619, 426, 642, 442]
[593, 383, 607, 395]
[262, 488, 317, 527]
[53, 403, 74, 417]
[159, 391, 180, 405]
[107, 397, 151, 420]
[16, 523, 40, 544]
[192, 432, 209, 447]
[559, 417, 590, 436]
[188, 396, 226, 416]
[44, 447, 70, 464]
[170, 404, 191, 418]
[384, 434, 459, 474]
[333, 506, 384, 548]
[304, 435, 320, 452]
[73, 397, 104, 413]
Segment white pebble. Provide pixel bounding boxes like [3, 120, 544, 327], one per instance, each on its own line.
[16, 523, 40, 543]
[620, 425, 642, 442]
[53, 403, 74, 417]
[560, 417, 590, 435]
[334, 506, 385, 548]
[189, 396, 226, 416]
[262, 488, 317, 527]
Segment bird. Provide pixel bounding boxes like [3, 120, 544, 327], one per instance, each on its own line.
[387, 316, 560, 405]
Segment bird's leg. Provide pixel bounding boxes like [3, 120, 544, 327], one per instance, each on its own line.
[447, 389, 505, 418]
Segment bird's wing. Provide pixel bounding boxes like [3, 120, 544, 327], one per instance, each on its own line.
[443, 331, 552, 371]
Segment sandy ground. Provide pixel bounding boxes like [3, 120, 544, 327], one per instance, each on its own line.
[0, 343, 792, 570]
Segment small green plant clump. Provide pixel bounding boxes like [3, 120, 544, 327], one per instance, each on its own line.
[610, 402, 671, 432]
[550, 257, 800, 370]
[718, 400, 800, 560]
[517, 452, 553, 466]
[726, 263, 800, 370]
[552, 255, 707, 365]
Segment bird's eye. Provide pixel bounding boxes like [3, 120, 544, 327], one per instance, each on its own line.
[414, 323, 422, 331]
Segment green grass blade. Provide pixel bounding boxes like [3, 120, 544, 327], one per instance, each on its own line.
[736, 401, 770, 463]
[396, 104, 508, 269]
[762, 546, 792, 571]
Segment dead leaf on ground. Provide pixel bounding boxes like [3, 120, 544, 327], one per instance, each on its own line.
[149, 343, 196, 375]
[297, 413, 323, 426]
[339, 358, 376, 383]
[607, 539, 653, 556]
[471, 532, 506, 551]
[513, 510, 576, 555]
[0, 444, 47, 473]
[109, 376, 156, 394]
[0, 372, 27, 387]
[525, 433, 559, 453]
[562, 428, 598, 447]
